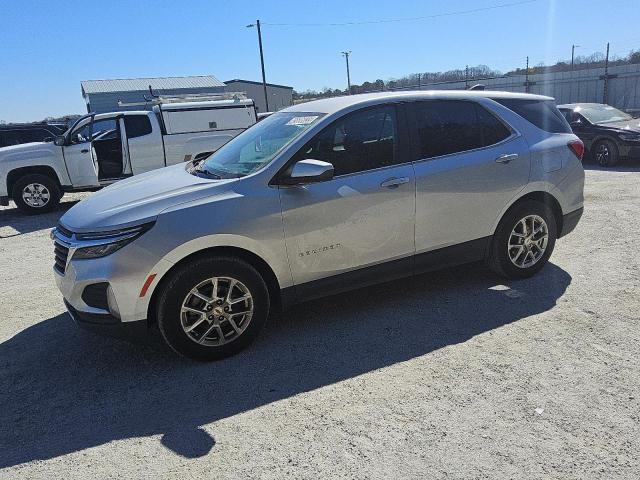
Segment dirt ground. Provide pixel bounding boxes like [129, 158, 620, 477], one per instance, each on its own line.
[0, 165, 638, 479]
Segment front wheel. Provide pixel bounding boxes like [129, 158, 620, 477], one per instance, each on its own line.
[157, 256, 270, 361]
[12, 173, 61, 214]
[488, 200, 557, 279]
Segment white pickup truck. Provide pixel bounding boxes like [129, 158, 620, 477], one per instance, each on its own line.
[0, 94, 257, 213]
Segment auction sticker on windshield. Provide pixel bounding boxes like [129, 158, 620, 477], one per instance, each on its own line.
[286, 116, 318, 126]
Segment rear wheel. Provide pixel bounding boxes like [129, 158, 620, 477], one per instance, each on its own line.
[157, 256, 270, 361]
[488, 200, 557, 279]
[12, 173, 61, 214]
[592, 139, 619, 167]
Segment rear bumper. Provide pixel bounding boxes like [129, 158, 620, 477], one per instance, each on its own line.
[559, 207, 583, 238]
[65, 300, 149, 341]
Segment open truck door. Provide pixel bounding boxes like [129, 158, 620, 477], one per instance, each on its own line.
[62, 114, 100, 188]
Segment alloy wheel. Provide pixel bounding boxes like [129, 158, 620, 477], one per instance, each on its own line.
[180, 276, 254, 346]
[595, 143, 610, 166]
[507, 215, 549, 268]
[22, 183, 50, 208]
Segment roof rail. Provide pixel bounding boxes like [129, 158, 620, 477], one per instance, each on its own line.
[117, 86, 248, 108]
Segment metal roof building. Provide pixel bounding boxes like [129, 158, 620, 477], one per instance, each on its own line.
[81, 75, 226, 113]
[224, 79, 293, 113]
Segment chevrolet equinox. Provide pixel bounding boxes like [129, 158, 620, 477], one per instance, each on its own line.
[52, 91, 585, 360]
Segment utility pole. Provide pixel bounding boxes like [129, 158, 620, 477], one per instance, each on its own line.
[246, 20, 269, 112]
[525, 56, 530, 93]
[418, 72, 421, 90]
[571, 44, 580, 70]
[465, 65, 469, 89]
[341, 51, 352, 94]
[603, 42, 610, 104]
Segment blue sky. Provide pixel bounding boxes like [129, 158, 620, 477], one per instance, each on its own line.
[1, 0, 639, 122]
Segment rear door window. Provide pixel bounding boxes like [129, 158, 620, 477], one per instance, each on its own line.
[493, 99, 571, 133]
[407, 100, 483, 159]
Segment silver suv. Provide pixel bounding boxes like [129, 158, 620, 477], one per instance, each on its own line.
[52, 91, 585, 360]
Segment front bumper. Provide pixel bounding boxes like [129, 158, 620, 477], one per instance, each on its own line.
[65, 300, 150, 341]
[53, 229, 175, 324]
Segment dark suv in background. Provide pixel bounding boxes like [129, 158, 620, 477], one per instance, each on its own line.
[558, 103, 640, 167]
[0, 123, 68, 149]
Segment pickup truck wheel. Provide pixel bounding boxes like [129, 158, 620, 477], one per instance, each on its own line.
[157, 256, 270, 361]
[488, 200, 557, 279]
[12, 174, 61, 214]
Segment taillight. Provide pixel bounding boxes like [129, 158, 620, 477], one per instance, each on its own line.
[568, 139, 584, 160]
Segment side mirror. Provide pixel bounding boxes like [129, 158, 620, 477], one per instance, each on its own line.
[280, 159, 334, 186]
[53, 135, 66, 146]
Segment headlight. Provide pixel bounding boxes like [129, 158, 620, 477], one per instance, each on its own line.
[618, 132, 640, 142]
[72, 222, 154, 260]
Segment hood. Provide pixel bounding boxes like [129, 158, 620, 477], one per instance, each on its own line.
[60, 163, 234, 232]
[596, 119, 640, 133]
[0, 142, 56, 160]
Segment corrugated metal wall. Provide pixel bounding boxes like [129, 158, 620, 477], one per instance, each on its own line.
[397, 64, 640, 110]
[224, 81, 293, 113]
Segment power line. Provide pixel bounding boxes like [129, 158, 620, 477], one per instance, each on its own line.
[262, 0, 537, 27]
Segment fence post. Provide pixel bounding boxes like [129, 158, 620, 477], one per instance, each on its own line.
[603, 42, 610, 104]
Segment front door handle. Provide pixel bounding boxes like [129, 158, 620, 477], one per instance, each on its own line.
[380, 177, 410, 188]
[81, 149, 89, 154]
[495, 153, 518, 164]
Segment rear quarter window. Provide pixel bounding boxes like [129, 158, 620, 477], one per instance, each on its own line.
[493, 99, 571, 134]
[475, 105, 512, 145]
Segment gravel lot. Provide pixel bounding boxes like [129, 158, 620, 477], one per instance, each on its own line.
[0, 166, 638, 479]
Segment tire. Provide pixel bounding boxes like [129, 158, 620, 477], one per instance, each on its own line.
[488, 200, 557, 280]
[11, 173, 61, 214]
[156, 256, 270, 361]
[592, 139, 619, 167]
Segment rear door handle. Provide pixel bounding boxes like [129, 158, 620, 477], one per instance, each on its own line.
[380, 177, 410, 188]
[81, 149, 89, 153]
[495, 154, 518, 164]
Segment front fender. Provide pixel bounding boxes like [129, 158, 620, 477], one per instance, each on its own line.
[0, 144, 69, 196]
[132, 233, 292, 322]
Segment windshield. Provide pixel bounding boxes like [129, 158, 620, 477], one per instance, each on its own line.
[576, 105, 633, 124]
[199, 111, 323, 178]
